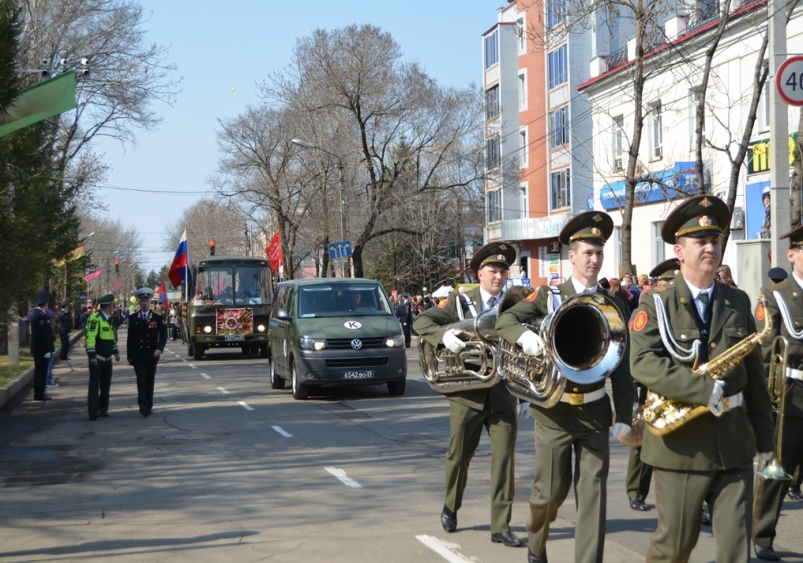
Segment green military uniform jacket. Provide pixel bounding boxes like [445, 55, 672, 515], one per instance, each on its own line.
[413, 287, 517, 412]
[760, 277, 803, 419]
[630, 277, 774, 471]
[495, 278, 633, 431]
[85, 312, 119, 360]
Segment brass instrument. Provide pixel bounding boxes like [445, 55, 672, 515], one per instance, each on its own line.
[418, 307, 501, 394]
[499, 292, 627, 407]
[643, 296, 773, 436]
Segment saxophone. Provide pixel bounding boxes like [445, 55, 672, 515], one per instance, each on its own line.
[643, 295, 772, 436]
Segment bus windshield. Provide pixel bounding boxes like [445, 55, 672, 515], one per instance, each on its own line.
[196, 265, 271, 306]
[297, 284, 392, 317]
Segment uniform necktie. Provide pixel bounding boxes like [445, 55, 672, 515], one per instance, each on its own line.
[698, 292, 710, 321]
[487, 295, 497, 309]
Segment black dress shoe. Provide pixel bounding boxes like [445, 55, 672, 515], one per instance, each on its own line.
[89, 415, 99, 421]
[440, 505, 457, 533]
[34, 395, 52, 401]
[754, 545, 781, 561]
[700, 506, 712, 526]
[528, 548, 548, 563]
[788, 485, 802, 500]
[629, 498, 650, 511]
[491, 531, 527, 547]
[101, 413, 110, 418]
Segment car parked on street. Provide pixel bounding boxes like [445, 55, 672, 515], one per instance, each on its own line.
[268, 278, 407, 399]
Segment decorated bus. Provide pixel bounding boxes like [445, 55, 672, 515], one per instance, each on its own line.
[183, 255, 273, 360]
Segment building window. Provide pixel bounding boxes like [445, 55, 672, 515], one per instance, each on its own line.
[550, 168, 571, 210]
[519, 128, 528, 167]
[549, 106, 569, 149]
[488, 189, 502, 222]
[652, 221, 665, 264]
[690, 87, 705, 151]
[547, 0, 566, 29]
[650, 101, 663, 160]
[485, 31, 498, 69]
[613, 114, 624, 170]
[521, 183, 529, 218]
[486, 135, 501, 171]
[518, 72, 527, 110]
[548, 45, 568, 89]
[485, 85, 500, 120]
[517, 17, 526, 53]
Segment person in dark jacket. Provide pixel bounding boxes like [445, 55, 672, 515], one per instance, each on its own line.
[396, 293, 414, 347]
[127, 287, 167, 417]
[30, 291, 55, 401]
[58, 301, 73, 360]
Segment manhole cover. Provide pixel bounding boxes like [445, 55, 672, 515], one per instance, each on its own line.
[165, 433, 215, 441]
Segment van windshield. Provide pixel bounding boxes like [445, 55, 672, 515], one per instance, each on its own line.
[297, 284, 392, 318]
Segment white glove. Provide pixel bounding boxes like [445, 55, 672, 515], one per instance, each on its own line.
[519, 402, 531, 419]
[707, 380, 725, 415]
[43, 352, 51, 358]
[517, 331, 544, 357]
[442, 329, 466, 353]
[759, 451, 774, 462]
[612, 423, 631, 438]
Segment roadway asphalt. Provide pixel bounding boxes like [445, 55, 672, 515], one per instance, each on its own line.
[0, 332, 801, 562]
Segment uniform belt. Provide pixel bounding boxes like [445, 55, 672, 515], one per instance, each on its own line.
[559, 387, 606, 406]
[721, 391, 744, 411]
[94, 354, 111, 362]
[786, 368, 803, 381]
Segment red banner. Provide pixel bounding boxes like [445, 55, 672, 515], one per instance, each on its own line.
[265, 231, 283, 273]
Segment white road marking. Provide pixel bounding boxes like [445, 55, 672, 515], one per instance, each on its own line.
[188, 364, 197, 369]
[324, 467, 361, 488]
[238, 401, 254, 411]
[217, 387, 229, 394]
[415, 535, 472, 563]
[201, 373, 211, 379]
[180, 358, 187, 363]
[272, 426, 292, 438]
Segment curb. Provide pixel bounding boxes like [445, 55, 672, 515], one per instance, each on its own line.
[0, 330, 85, 410]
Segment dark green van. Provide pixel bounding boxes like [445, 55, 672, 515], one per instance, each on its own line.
[268, 278, 407, 399]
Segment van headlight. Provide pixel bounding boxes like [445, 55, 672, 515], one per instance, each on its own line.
[299, 337, 326, 351]
[203, 326, 212, 334]
[386, 334, 405, 347]
[257, 324, 266, 332]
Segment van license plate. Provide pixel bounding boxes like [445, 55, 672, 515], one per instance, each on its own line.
[224, 335, 245, 341]
[343, 371, 374, 379]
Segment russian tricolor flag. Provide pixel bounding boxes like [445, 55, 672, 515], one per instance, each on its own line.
[168, 230, 193, 289]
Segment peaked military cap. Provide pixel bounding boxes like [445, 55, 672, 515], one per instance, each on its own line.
[559, 211, 614, 246]
[34, 290, 50, 305]
[767, 267, 788, 283]
[97, 294, 115, 305]
[469, 242, 516, 271]
[661, 195, 729, 244]
[135, 287, 154, 299]
[781, 224, 803, 248]
[649, 258, 680, 281]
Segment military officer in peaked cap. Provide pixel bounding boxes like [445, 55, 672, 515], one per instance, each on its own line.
[85, 294, 120, 419]
[496, 211, 633, 563]
[651, 258, 680, 285]
[30, 291, 55, 401]
[751, 224, 803, 561]
[413, 242, 527, 549]
[629, 195, 774, 563]
[127, 287, 167, 417]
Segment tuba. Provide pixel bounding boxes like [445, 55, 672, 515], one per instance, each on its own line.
[499, 291, 628, 407]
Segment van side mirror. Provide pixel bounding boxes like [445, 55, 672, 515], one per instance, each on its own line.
[276, 308, 292, 321]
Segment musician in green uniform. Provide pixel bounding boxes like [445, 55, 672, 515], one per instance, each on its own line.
[495, 211, 634, 563]
[85, 294, 120, 420]
[626, 259, 679, 512]
[751, 224, 803, 561]
[413, 242, 526, 549]
[629, 195, 774, 563]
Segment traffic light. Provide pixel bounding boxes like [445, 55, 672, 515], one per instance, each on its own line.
[209, 239, 216, 256]
[114, 259, 120, 273]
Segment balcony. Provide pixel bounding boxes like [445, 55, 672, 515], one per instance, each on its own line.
[491, 215, 572, 242]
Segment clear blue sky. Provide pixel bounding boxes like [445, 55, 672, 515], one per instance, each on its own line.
[94, 0, 504, 272]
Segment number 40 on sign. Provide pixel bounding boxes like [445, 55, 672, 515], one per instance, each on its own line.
[777, 56, 803, 106]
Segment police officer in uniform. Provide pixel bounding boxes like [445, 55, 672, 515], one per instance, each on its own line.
[496, 211, 633, 563]
[629, 195, 775, 563]
[127, 287, 167, 417]
[751, 223, 803, 561]
[30, 291, 55, 401]
[413, 242, 526, 549]
[85, 294, 120, 419]
[626, 259, 679, 512]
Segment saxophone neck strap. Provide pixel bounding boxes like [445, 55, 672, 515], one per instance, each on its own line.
[653, 292, 701, 363]
[547, 286, 561, 314]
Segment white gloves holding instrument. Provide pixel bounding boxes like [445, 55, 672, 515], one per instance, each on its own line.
[443, 329, 466, 353]
[519, 402, 531, 419]
[611, 423, 631, 438]
[758, 451, 774, 462]
[707, 380, 725, 415]
[517, 331, 544, 357]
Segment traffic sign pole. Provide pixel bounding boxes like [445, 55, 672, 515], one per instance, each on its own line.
[770, 6, 789, 267]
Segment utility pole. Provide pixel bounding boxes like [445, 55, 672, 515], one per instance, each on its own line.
[769, 0, 790, 266]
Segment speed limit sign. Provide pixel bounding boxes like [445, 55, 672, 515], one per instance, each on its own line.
[777, 56, 803, 106]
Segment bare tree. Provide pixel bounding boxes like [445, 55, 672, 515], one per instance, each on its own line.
[80, 214, 144, 297]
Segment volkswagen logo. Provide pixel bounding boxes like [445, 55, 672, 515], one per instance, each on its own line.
[351, 339, 363, 350]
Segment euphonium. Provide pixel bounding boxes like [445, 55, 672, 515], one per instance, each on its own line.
[499, 291, 628, 407]
[643, 295, 773, 435]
